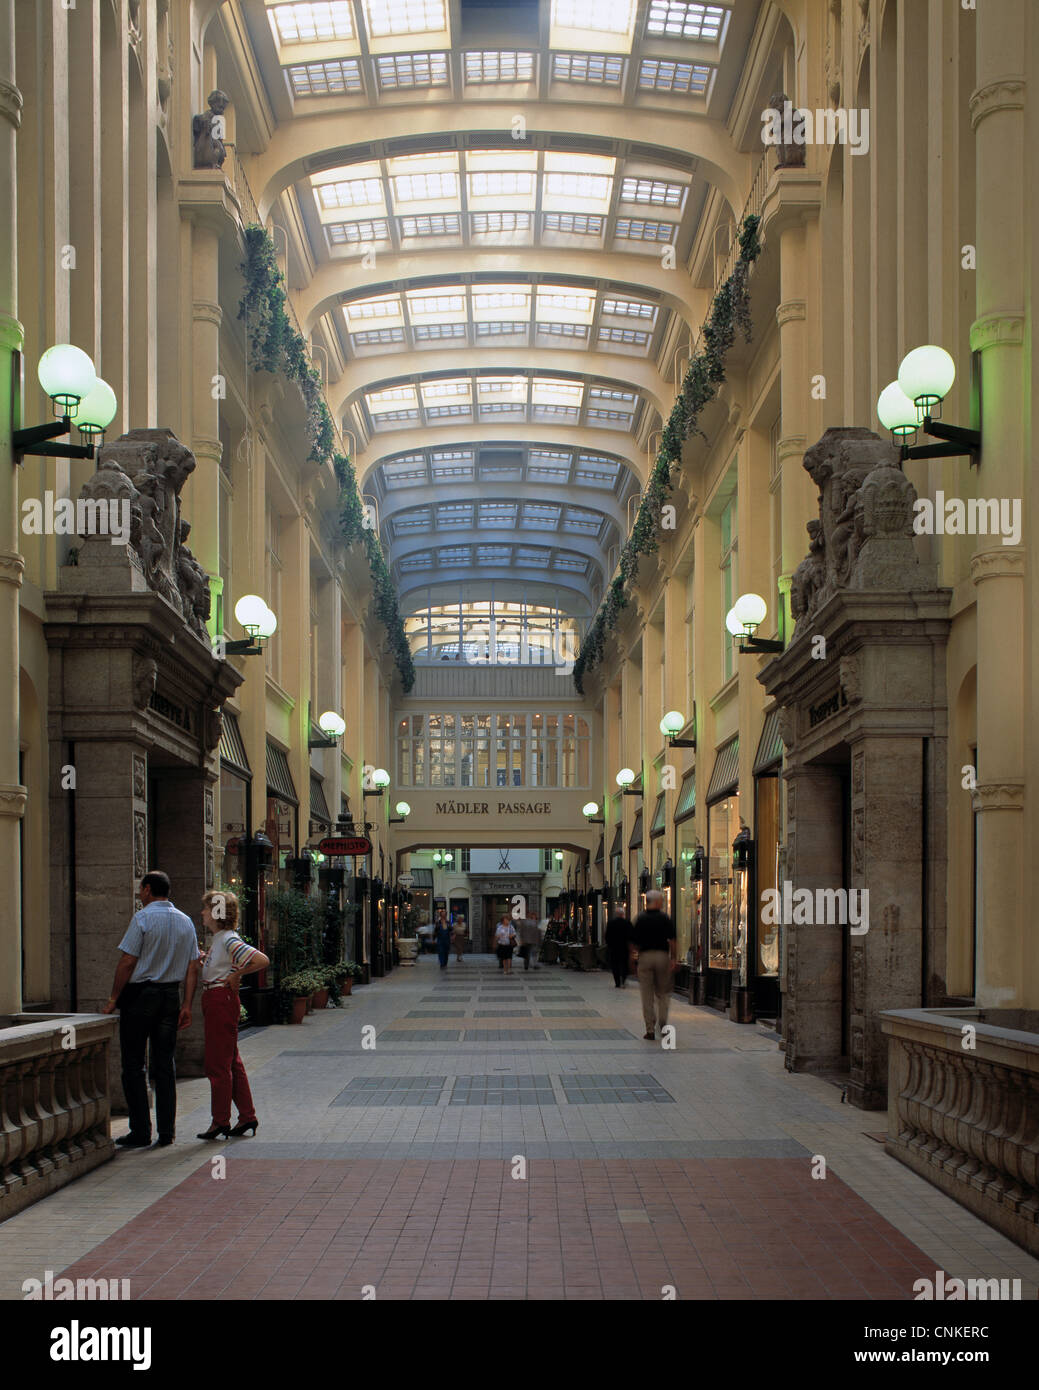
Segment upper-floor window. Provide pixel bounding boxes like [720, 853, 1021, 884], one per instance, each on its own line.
[396, 712, 590, 788]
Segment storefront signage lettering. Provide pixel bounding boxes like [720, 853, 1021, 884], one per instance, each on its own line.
[433, 800, 552, 815]
[808, 688, 847, 728]
[148, 688, 193, 732]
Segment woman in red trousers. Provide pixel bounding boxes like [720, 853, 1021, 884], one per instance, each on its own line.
[196, 890, 269, 1140]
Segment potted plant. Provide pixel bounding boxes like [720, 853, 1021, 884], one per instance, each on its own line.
[310, 965, 330, 1011]
[332, 961, 361, 997]
[280, 972, 316, 1024]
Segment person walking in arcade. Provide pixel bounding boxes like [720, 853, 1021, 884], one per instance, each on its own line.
[433, 909, 453, 970]
[197, 890, 269, 1140]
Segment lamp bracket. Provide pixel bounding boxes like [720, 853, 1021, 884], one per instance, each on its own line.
[223, 639, 263, 656]
[308, 735, 339, 748]
[739, 637, 784, 654]
[902, 417, 981, 467]
[667, 736, 697, 748]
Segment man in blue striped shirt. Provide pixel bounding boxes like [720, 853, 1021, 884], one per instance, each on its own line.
[102, 870, 202, 1149]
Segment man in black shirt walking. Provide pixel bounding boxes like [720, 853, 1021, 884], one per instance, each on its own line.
[628, 889, 677, 1041]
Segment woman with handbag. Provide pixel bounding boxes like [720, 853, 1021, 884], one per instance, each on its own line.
[493, 914, 517, 975]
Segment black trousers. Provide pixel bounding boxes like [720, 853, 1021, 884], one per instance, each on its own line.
[608, 948, 628, 987]
[118, 982, 181, 1139]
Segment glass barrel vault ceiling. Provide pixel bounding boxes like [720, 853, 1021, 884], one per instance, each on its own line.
[253, 0, 742, 623]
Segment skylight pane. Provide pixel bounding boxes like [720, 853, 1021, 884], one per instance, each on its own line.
[399, 213, 462, 237]
[288, 60, 363, 96]
[365, 0, 447, 38]
[327, 218, 390, 244]
[542, 212, 604, 235]
[646, 2, 726, 42]
[615, 217, 676, 242]
[552, 53, 624, 84]
[476, 322, 527, 338]
[602, 297, 656, 320]
[393, 171, 458, 202]
[620, 177, 685, 207]
[353, 326, 406, 345]
[375, 52, 449, 89]
[599, 326, 650, 346]
[551, 0, 635, 36]
[318, 177, 383, 208]
[343, 294, 403, 330]
[414, 322, 466, 341]
[471, 212, 533, 235]
[271, 3, 355, 43]
[464, 51, 535, 83]
[470, 171, 536, 198]
[638, 58, 712, 94]
[421, 379, 470, 401]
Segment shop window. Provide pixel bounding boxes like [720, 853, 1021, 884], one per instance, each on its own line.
[755, 774, 780, 975]
[708, 794, 740, 968]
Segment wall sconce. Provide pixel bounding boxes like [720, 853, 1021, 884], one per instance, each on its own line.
[726, 593, 784, 654]
[582, 801, 605, 824]
[226, 594, 277, 656]
[659, 709, 696, 749]
[554, 850, 564, 864]
[877, 345, 980, 465]
[389, 800, 411, 825]
[12, 344, 118, 462]
[363, 768, 391, 798]
[691, 843, 707, 882]
[661, 856, 674, 889]
[732, 826, 753, 872]
[310, 710, 346, 748]
[615, 768, 642, 797]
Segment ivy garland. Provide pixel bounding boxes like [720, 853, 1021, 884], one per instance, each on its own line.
[238, 224, 414, 692]
[572, 214, 762, 693]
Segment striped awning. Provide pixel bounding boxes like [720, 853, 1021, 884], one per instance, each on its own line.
[706, 736, 739, 802]
[674, 768, 696, 823]
[310, 773, 331, 825]
[266, 741, 298, 805]
[753, 708, 785, 774]
[409, 868, 434, 888]
[609, 822, 623, 859]
[650, 792, 666, 838]
[219, 712, 251, 778]
[595, 833, 604, 865]
[628, 807, 643, 851]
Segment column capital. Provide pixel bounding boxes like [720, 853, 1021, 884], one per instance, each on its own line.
[192, 299, 223, 328]
[969, 78, 1025, 130]
[0, 550, 25, 589]
[0, 79, 23, 129]
[191, 436, 222, 464]
[969, 547, 1024, 585]
[0, 784, 27, 819]
[971, 781, 1024, 813]
[776, 300, 806, 328]
[0, 311, 24, 352]
[969, 312, 1025, 354]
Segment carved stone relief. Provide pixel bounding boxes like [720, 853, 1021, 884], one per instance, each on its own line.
[133, 810, 147, 881]
[132, 755, 146, 802]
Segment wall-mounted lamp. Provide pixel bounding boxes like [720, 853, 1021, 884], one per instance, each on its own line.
[225, 594, 278, 656]
[389, 800, 411, 825]
[582, 801, 605, 824]
[554, 850, 564, 864]
[877, 345, 980, 465]
[615, 768, 642, 797]
[363, 768, 391, 798]
[309, 709, 346, 748]
[12, 344, 118, 463]
[659, 709, 696, 749]
[726, 593, 784, 655]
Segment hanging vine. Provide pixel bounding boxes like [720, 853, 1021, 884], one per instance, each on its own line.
[238, 224, 414, 691]
[572, 214, 762, 693]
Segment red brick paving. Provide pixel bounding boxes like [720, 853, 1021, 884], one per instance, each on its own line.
[57, 1158, 936, 1300]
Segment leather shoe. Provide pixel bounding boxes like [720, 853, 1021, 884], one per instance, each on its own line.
[116, 1133, 151, 1148]
[153, 1135, 175, 1148]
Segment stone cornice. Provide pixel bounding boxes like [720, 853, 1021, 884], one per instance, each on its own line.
[0, 78, 23, 129]
[0, 550, 25, 589]
[969, 547, 1025, 585]
[969, 312, 1025, 354]
[972, 781, 1024, 813]
[969, 79, 1025, 130]
[0, 784, 27, 819]
[776, 300, 806, 328]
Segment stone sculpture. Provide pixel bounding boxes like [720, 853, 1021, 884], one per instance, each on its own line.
[192, 90, 229, 169]
[770, 91, 806, 168]
[72, 429, 213, 641]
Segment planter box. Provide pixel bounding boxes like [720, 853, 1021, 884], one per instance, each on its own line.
[289, 997, 308, 1025]
[881, 1007, 1039, 1256]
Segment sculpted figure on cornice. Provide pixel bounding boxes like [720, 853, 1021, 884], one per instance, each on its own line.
[75, 428, 212, 642]
[193, 90, 229, 169]
[791, 427, 934, 637]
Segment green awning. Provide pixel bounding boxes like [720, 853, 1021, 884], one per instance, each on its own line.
[310, 772, 331, 825]
[650, 791, 666, 838]
[674, 768, 696, 823]
[219, 711, 251, 778]
[628, 807, 643, 850]
[706, 735, 739, 802]
[609, 822, 623, 858]
[266, 741, 298, 805]
[753, 709, 784, 774]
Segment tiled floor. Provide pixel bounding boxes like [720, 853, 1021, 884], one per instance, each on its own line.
[2, 955, 1039, 1301]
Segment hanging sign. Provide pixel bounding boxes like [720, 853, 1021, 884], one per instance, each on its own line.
[319, 836, 372, 856]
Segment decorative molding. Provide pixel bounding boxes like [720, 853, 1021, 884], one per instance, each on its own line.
[0, 784, 27, 818]
[192, 299, 223, 328]
[777, 434, 807, 463]
[776, 299, 806, 328]
[191, 435, 222, 464]
[972, 781, 1024, 813]
[0, 311, 24, 352]
[969, 79, 1025, 130]
[969, 312, 1025, 354]
[0, 79, 23, 129]
[969, 548, 1025, 585]
[0, 550, 25, 588]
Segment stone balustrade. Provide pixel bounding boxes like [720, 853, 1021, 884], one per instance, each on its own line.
[0, 1013, 118, 1222]
[881, 1007, 1039, 1256]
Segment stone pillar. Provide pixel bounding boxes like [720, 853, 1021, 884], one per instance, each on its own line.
[154, 768, 211, 1076]
[783, 763, 843, 1073]
[185, 221, 222, 616]
[0, 2, 25, 1015]
[969, 3, 1026, 1007]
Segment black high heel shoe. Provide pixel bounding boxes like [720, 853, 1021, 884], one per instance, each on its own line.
[196, 1124, 231, 1140]
[228, 1118, 258, 1137]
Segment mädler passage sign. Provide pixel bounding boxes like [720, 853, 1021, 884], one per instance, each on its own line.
[318, 836, 372, 856]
